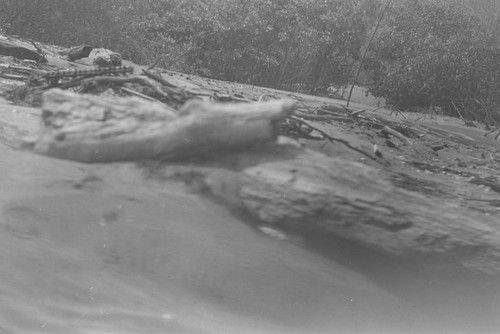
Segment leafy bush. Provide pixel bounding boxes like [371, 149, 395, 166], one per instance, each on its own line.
[2, 0, 499, 122]
[105, 0, 374, 91]
[364, 0, 500, 121]
[0, 0, 118, 47]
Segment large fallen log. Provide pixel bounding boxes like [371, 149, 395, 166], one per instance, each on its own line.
[160, 143, 500, 275]
[24, 89, 500, 275]
[29, 89, 295, 162]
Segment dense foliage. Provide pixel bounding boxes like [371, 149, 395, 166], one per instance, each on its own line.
[364, 0, 500, 121]
[1, 0, 499, 122]
[104, 0, 377, 92]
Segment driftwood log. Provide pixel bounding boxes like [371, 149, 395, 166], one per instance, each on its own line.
[29, 89, 295, 162]
[157, 144, 500, 275]
[24, 89, 500, 274]
[0, 39, 45, 62]
[58, 44, 93, 61]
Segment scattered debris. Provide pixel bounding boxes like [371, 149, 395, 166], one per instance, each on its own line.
[0, 39, 46, 62]
[93, 49, 123, 67]
[2, 34, 500, 274]
[58, 44, 93, 61]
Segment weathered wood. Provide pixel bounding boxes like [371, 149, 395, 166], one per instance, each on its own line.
[57, 44, 93, 61]
[382, 125, 412, 146]
[0, 40, 45, 61]
[30, 89, 295, 162]
[174, 144, 500, 274]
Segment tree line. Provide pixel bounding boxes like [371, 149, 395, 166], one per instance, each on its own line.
[1, 0, 500, 122]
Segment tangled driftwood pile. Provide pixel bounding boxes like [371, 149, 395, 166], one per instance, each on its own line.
[2, 35, 500, 275]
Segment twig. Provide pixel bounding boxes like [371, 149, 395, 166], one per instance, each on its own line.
[30, 40, 43, 53]
[147, 57, 163, 70]
[381, 125, 412, 146]
[0, 72, 27, 80]
[0, 64, 35, 72]
[28, 40, 47, 63]
[142, 69, 177, 88]
[293, 111, 349, 122]
[347, 0, 392, 107]
[289, 116, 389, 165]
[213, 93, 252, 103]
[484, 126, 500, 137]
[389, 109, 407, 118]
[59, 75, 169, 98]
[120, 87, 157, 101]
[317, 108, 348, 117]
[451, 99, 464, 120]
[350, 109, 366, 116]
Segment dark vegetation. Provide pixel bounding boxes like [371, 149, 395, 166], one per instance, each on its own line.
[1, 0, 500, 123]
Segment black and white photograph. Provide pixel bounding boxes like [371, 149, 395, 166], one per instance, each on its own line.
[0, 0, 499, 333]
